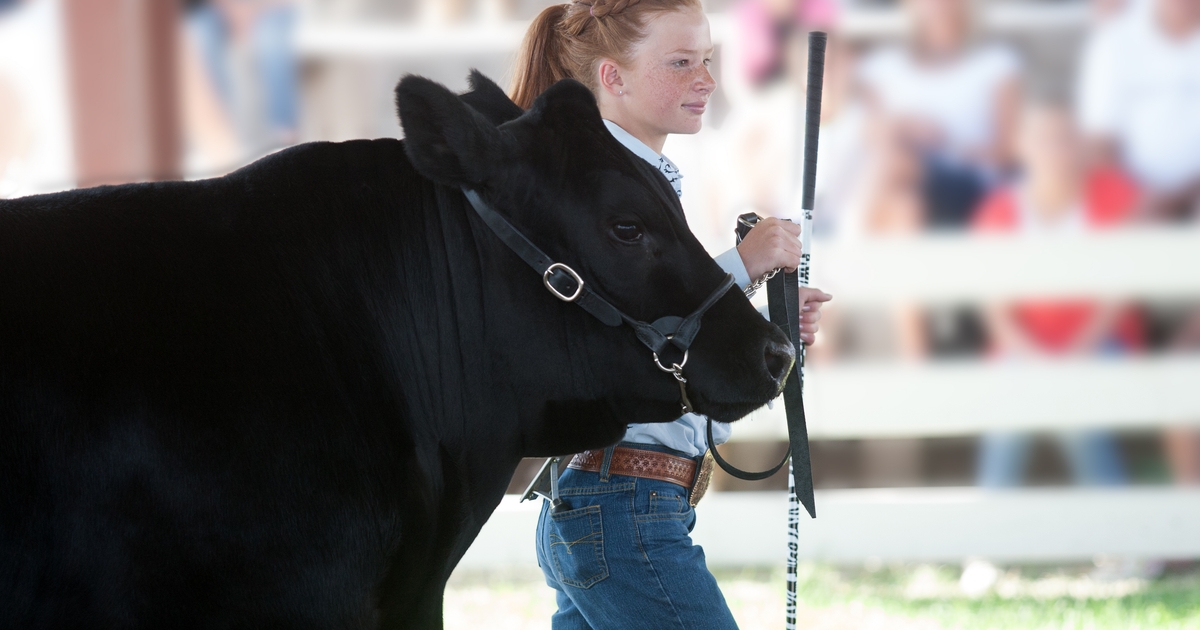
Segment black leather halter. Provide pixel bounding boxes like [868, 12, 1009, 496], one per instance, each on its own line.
[462, 189, 736, 410]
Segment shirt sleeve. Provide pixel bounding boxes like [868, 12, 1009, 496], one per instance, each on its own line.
[713, 246, 752, 290]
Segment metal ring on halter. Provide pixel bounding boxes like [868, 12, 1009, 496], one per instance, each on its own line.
[652, 335, 688, 375]
[542, 263, 584, 302]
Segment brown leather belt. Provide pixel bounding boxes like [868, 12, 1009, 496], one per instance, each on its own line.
[568, 446, 715, 506]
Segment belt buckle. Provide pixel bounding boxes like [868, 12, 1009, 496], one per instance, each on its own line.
[688, 450, 715, 507]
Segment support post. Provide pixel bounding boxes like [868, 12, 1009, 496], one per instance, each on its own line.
[62, 0, 181, 187]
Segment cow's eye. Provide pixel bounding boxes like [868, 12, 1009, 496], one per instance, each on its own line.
[612, 223, 643, 243]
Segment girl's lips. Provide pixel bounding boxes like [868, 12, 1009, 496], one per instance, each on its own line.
[682, 102, 707, 114]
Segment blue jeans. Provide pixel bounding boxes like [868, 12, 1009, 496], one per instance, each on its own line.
[978, 343, 1129, 488]
[977, 430, 1127, 487]
[535, 446, 738, 629]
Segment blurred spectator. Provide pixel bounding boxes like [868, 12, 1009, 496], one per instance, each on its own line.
[858, 0, 1022, 229]
[1091, 0, 1135, 23]
[1078, 0, 1200, 220]
[180, 17, 242, 174]
[720, 31, 868, 235]
[819, 124, 928, 362]
[184, 0, 298, 157]
[718, 13, 929, 362]
[1077, 0, 1200, 484]
[972, 97, 1141, 488]
[718, 0, 837, 109]
[733, 0, 838, 89]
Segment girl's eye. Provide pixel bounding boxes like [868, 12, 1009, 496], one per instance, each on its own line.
[673, 59, 689, 68]
[703, 58, 712, 67]
[612, 223, 644, 243]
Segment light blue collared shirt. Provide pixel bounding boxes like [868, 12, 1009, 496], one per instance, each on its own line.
[602, 119, 750, 457]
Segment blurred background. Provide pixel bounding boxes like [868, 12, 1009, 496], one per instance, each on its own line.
[2, 0, 1199, 626]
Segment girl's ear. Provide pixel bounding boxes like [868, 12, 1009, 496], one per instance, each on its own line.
[596, 59, 626, 97]
[395, 74, 508, 188]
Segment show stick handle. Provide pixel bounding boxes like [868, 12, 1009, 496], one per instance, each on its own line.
[797, 31, 825, 296]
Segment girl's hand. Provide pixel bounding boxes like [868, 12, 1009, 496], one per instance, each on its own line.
[736, 217, 803, 280]
[798, 288, 832, 345]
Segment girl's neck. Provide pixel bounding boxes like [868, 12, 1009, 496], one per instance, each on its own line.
[600, 106, 667, 154]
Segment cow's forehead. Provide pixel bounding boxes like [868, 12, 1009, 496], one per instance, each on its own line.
[503, 119, 684, 225]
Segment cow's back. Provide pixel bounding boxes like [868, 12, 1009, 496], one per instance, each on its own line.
[0, 140, 458, 628]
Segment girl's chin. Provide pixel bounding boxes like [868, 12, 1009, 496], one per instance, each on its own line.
[669, 118, 705, 135]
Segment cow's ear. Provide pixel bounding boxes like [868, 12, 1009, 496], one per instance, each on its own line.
[395, 74, 506, 188]
[459, 69, 524, 126]
[526, 79, 606, 139]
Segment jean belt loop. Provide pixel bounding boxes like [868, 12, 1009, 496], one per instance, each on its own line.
[599, 446, 616, 482]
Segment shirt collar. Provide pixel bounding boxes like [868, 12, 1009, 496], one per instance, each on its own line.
[603, 120, 677, 170]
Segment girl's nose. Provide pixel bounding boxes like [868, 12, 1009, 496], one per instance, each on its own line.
[696, 66, 716, 94]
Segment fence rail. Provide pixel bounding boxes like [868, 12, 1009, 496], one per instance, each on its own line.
[808, 228, 1200, 304]
[730, 356, 1200, 441]
[459, 488, 1200, 569]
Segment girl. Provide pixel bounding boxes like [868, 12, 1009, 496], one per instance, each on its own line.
[510, 1, 831, 627]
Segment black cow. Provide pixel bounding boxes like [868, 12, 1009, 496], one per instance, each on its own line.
[0, 72, 792, 628]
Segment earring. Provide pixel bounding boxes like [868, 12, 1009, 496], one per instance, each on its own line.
[619, 90, 624, 95]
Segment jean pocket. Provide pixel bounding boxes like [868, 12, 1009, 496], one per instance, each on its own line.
[547, 504, 608, 589]
[649, 488, 688, 517]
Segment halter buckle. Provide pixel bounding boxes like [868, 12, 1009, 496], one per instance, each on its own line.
[543, 263, 584, 302]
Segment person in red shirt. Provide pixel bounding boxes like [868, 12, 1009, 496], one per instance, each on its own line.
[971, 97, 1141, 487]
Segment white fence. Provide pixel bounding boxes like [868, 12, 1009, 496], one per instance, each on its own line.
[460, 488, 1200, 568]
[807, 228, 1200, 304]
[732, 355, 1200, 441]
[457, 230, 1200, 568]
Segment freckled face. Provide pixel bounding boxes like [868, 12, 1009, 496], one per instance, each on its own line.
[620, 8, 716, 137]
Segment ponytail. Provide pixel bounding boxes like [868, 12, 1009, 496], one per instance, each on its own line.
[511, 5, 571, 110]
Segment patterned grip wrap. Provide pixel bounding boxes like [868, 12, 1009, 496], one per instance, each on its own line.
[801, 32, 826, 212]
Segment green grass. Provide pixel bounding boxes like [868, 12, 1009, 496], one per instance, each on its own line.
[714, 563, 1200, 630]
[446, 563, 1200, 629]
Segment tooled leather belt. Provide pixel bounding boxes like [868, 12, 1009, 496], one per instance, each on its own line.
[567, 446, 715, 506]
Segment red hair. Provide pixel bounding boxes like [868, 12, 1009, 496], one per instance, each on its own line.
[509, 0, 702, 109]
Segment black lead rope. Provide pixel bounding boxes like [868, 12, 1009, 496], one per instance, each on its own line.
[706, 213, 816, 517]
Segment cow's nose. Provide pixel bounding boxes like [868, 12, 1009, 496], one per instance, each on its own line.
[763, 339, 795, 383]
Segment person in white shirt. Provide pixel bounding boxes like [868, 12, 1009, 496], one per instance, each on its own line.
[1077, 0, 1200, 219]
[858, 0, 1022, 227]
[1077, 0, 1200, 485]
[509, 1, 831, 627]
